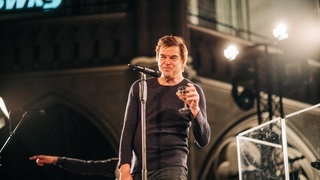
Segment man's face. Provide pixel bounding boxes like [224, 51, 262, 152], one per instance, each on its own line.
[157, 46, 184, 79]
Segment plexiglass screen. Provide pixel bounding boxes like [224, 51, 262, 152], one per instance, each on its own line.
[237, 103, 320, 180]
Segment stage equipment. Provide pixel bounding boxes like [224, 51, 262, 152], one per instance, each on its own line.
[231, 79, 255, 111]
[224, 23, 288, 124]
[237, 103, 320, 180]
[224, 45, 239, 61]
[0, 108, 45, 166]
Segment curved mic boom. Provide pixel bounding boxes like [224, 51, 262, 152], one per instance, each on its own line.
[128, 64, 161, 78]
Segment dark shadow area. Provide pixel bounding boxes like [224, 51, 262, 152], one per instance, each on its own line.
[0, 103, 117, 180]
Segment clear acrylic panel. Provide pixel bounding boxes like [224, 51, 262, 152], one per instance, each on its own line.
[237, 103, 320, 180]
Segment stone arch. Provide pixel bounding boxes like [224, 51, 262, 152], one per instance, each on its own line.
[24, 90, 119, 151]
[0, 90, 119, 179]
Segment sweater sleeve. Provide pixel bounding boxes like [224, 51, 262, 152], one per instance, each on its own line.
[118, 81, 140, 168]
[55, 157, 118, 177]
[191, 85, 211, 147]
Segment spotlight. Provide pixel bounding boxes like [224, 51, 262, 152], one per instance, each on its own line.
[224, 45, 239, 61]
[273, 23, 288, 41]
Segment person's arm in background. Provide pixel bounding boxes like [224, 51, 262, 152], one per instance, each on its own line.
[29, 155, 58, 166]
[30, 155, 118, 178]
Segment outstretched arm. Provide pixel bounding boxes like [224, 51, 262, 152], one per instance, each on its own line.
[30, 155, 118, 177]
[29, 155, 58, 166]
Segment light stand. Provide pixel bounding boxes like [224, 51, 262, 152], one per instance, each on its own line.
[225, 23, 288, 123]
[253, 54, 263, 124]
[139, 73, 147, 180]
[259, 44, 285, 123]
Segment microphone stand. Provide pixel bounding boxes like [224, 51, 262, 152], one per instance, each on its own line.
[129, 64, 160, 180]
[139, 72, 147, 180]
[0, 111, 28, 165]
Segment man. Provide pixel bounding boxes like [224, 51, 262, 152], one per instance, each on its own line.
[30, 155, 119, 178]
[118, 35, 211, 180]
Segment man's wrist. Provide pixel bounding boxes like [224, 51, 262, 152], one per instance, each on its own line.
[191, 107, 200, 118]
[53, 156, 62, 165]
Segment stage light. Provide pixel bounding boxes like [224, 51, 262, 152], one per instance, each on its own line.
[231, 79, 255, 111]
[224, 45, 239, 61]
[0, 97, 9, 129]
[273, 23, 288, 41]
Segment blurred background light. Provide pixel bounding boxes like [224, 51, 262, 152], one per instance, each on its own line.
[224, 45, 239, 61]
[273, 23, 289, 41]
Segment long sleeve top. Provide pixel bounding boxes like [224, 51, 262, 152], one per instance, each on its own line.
[119, 78, 211, 174]
[55, 157, 118, 177]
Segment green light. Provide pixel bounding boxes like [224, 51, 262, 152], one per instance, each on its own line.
[0, 0, 62, 11]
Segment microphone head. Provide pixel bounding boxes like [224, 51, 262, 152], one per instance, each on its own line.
[128, 64, 161, 78]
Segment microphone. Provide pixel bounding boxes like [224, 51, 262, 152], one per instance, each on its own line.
[128, 64, 161, 78]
